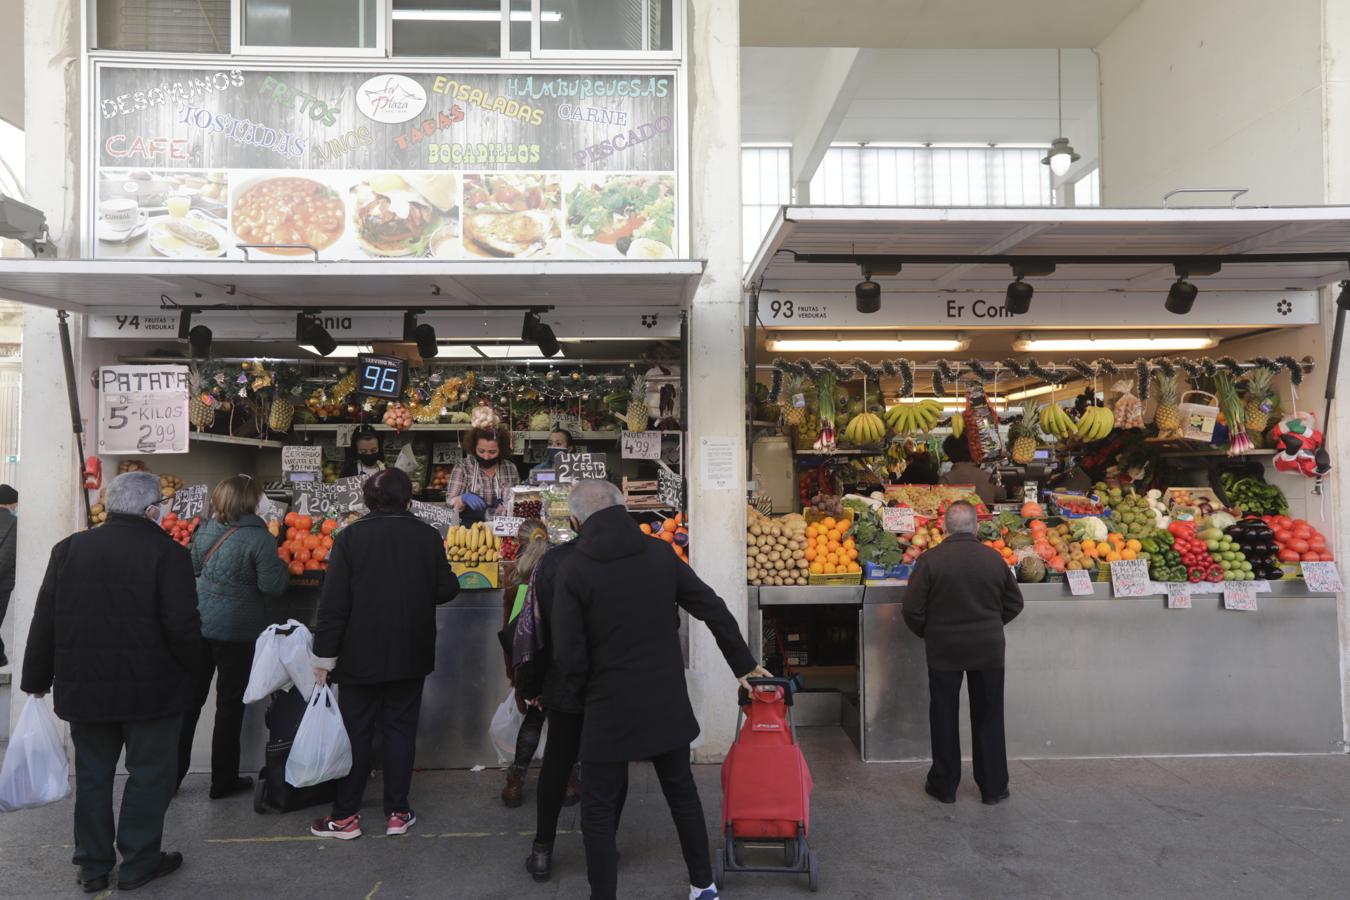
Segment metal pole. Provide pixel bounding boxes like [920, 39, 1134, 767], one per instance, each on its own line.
[747, 290, 758, 482]
[1322, 282, 1348, 428]
[56, 310, 93, 527]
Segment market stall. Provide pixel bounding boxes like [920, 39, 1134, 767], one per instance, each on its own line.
[742, 207, 1350, 759]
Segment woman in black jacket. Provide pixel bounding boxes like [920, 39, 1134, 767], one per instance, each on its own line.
[309, 469, 459, 840]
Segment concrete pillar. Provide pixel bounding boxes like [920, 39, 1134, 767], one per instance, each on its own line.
[686, 0, 747, 762]
[9, 0, 82, 733]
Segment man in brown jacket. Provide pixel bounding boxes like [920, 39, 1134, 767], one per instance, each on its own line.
[903, 501, 1023, 805]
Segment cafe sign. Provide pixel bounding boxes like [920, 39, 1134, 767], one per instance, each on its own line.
[91, 62, 679, 263]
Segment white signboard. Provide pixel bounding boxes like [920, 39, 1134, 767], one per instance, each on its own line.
[1166, 582, 1193, 609]
[1066, 569, 1094, 596]
[97, 365, 190, 455]
[621, 431, 662, 460]
[492, 516, 526, 537]
[281, 445, 323, 474]
[699, 437, 737, 492]
[1301, 561, 1343, 593]
[882, 507, 915, 534]
[1223, 581, 1259, 611]
[1108, 559, 1152, 597]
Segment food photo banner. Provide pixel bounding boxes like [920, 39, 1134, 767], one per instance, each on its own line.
[93, 64, 679, 262]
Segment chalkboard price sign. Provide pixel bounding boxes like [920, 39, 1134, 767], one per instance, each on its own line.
[356, 353, 407, 400]
[167, 483, 209, 521]
[292, 477, 367, 520]
[657, 464, 682, 510]
[409, 500, 456, 537]
[556, 452, 608, 484]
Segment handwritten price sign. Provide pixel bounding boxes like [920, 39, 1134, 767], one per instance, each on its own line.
[1301, 561, 1343, 593]
[492, 516, 526, 537]
[98, 365, 190, 455]
[1066, 569, 1094, 596]
[621, 431, 662, 460]
[882, 507, 915, 534]
[1109, 559, 1152, 597]
[1166, 582, 1193, 609]
[167, 483, 209, 520]
[1223, 581, 1259, 611]
[292, 478, 366, 520]
[556, 452, 608, 483]
[282, 445, 323, 474]
[409, 500, 456, 537]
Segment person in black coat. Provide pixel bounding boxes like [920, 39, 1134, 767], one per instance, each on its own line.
[309, 468, 458, 840]
[0, 483, 16, 667]
[552, 480, 768, 900]
[21, 472, 201, 893]
[902, 501, 1024, 806]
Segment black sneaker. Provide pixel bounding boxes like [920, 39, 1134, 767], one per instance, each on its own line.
[118, 852, 183, 891]
[525, 841, 553, 882]
[209, 776, 254, 800]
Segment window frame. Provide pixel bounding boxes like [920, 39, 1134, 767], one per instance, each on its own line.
[233, 0, 388, 58]
[530, 0, 682, 61]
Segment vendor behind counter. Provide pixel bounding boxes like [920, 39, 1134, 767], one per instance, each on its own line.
[340, 427, 387, 479]
[447, 426, 521, 521]
[941, 435, 1000, 507]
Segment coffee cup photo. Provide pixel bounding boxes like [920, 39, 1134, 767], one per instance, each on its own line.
[99, 198, 143, 230]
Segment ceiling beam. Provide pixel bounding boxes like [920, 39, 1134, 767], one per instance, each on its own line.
[1124, 220, 1337, 288]
[790, 48, 874, 202]
[933, 223, 1052, 287]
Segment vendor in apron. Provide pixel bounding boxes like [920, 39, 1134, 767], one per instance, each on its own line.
[339, 427, 386, 479]
[447, 427, 521, 524]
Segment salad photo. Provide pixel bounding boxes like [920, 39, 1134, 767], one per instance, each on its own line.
[566, 174, 675, 258]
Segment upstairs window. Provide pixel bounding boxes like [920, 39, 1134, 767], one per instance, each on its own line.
[95, 0, 232, 53]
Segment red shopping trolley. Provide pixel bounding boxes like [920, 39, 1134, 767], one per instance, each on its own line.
[715, 677, 818, 892]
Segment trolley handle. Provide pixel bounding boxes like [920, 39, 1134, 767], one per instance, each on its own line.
[738, 676, 795, 707]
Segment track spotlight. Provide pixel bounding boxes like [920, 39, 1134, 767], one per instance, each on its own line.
[1005, 276, 1034, 315]
[521, 310, 560, 358]
[1165, 276, 1199, 315]
[403, 311, 438, 359]
[297, 313, 337, 357]
[855, 269, 880, 314]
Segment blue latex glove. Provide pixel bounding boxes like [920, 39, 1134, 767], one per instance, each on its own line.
[462, 492, 487, 512]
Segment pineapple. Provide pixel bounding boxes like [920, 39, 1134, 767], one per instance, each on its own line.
[780, 374, 806, 427]
[268, 393, 295, 433]
[1243, 367, 1275, 433]
[189, 393, 215, 431]
[1009, 408, 1039, 466]
[625, 373, 649, 432]
[1152, 372, 1182, 438]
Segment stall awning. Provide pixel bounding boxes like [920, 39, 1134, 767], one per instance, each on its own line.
[0, 258, 706, 313]
[746, 206, 1350, 293]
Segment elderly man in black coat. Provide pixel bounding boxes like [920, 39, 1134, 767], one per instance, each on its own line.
[903, 500, 1024, 806]
[553, 479, 767, 900]
[22, 472, 202, 893]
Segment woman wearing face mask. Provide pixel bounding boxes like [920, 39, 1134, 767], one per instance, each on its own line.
[340, 427, 386, 479]
[446, 427, 521, 522]
[531, 429, 574, 479]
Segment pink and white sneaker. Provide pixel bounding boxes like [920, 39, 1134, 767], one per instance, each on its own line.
[310, 814, 362, 840]
[386, 811, 416, 836]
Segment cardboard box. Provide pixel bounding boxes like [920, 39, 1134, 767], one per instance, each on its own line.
[452, 562, 500, 589]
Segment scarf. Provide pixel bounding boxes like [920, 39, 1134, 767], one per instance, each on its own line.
[511, 556, 545, 668]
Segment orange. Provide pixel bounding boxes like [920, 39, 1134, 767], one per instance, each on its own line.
[1126, 539, 1142, 553]
[311, 547, 327, 563]
[993, 539, 1006, 550]
[821, 517, 837, 530]
[1120, 549, 1136, 561]
[846, 547, 858, 560]
[809, 561, 824, 575]
[806, 525, 820, 539]
[847, 562, 861, 574]
[844, 537, 856, 550]
[662, 519, 678, 534]
[823, 563, 837, 574]
[826, 529, 841, 543]
[661, 532, 675, 543]
[640, 523, 652, 535]
[1105, 551, 1121, 562]
[804, 547, 817, 561]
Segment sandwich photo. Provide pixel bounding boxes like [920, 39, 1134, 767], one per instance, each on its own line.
[462, 174, 562, 259]
[350, 174, 457, 257]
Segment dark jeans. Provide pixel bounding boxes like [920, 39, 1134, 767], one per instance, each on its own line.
[0, 589, 10, 662]
[333, 678, 425, 819]
[926, 667, 1009, 801]
[177, 637, 254, 791]
[70, 714, 181, 884]
[581, 747, 711, 900]
[511, 704, 547, 772]
[535, 709, 588, 846]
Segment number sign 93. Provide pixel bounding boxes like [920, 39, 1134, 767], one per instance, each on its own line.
[356, 353, 407, 400]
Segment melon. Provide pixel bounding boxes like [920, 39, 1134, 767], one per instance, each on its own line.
[1007, 531, 1034, 551]
[1017, 556, 1047, 583]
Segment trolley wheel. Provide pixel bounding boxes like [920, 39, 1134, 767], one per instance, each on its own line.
[807, 850, 820, 892]
[252, 778, 268, 815]
[783, 838, 798, 867]
[713, 850, 725, 886]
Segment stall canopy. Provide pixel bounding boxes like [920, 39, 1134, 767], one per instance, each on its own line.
[747, 206, 1350, 294]
[0, 258, 705, 313]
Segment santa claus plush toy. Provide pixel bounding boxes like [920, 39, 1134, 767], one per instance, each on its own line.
[1270, 412, 1330, 478]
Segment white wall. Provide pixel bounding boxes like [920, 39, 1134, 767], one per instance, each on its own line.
[1097, 0, 1326, 206]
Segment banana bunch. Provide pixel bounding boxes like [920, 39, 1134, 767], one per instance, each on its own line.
[843, 412, 886, 446]
[1039, 402, 1077, 440]
[446, 522, 502, 564]
[884, 400, 944, 435]
[1075, 405, 1115, 442]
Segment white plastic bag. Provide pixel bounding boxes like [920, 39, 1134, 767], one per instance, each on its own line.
[285, 685, 352, 788]
[488, 691, 546, 765]
[244, 620, 313, 704]
[0, 696, 71, 812]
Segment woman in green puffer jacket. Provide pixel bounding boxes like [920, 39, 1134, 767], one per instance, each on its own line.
[176, 475, 290, 799]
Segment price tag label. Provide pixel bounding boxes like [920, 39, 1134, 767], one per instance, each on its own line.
[1166, 582, 1193, 609]
[432, 442, 461, 465]
[1301, 561, 1344, 593]
[622, 431, 662, 460]
[1066, 568, 1094, 596]
[492, 516, 525, 537]
[97, 365, 190, 455]
[292, 477, 366, 520]
[166, 483, 209, 521]
[409, 500, 456, 537]
[556, 452, 608, 483]
[1023, 481, 1039, 503]
[882, 507, 915, 534]
[335, 424, 357, 450]
[657, 464, 682, 509]
[1223, 581, 1259, 611]
[281, 445, 323, 474]
[1109, 559, 1152, 597]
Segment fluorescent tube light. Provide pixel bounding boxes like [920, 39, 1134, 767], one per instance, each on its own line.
[392, 9, 561, 22]
[1012, 333, 1218, 352]
[300, 344, 371, 358]
[766, 334, 970, 353]
[889, 396, 1006, 408]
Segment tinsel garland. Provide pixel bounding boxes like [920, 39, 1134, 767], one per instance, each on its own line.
[897, 360, 914, 398]
[1135, 359, 1151, 401]
[1216, 356, 1243, 378]
[1095, 359, 1121, 378]
[1155, 358, 1177, 378]
[407, 373, 472, 423]
[768, 366, 784, 404]
[1275, 355, 1305, 386]
[1000, 358, 1028, 379]
[967, 360, 993, 381]
[1066, 358, 1097, 382]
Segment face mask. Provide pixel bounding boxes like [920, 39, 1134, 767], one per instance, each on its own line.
[476, 454, 498, 468]
[357, 452, 381, 466]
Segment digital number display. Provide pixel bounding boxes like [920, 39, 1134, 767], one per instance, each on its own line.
[356, 354, 407, 400]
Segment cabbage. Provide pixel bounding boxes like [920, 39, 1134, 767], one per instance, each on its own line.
[1079, 516, 1109, 542]
[1204, 512, 1237, 531]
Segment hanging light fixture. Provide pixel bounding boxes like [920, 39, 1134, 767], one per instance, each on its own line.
[1042, 49, 1080, 178]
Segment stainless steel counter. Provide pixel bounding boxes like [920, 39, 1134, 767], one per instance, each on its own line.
[861, 581, 1344, 760]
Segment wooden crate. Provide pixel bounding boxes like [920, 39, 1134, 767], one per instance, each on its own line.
[622, 477, 668, 510]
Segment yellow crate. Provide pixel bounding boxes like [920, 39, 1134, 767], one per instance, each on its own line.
[452, 562, 501, 589]
[808, 572, 862, 586]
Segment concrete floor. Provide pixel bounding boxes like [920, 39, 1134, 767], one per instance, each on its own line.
[3, 731, 1350, 899]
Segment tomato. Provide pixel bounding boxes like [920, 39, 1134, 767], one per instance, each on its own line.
[303, 534, 320, 550]
[1279, 549, 1302, 563]
[288, 561, 305, 576]
[1289, 539, 1310, 555]
[1302, 552, 1321, 562]
[321, 519, 338, 536]
[1319, 552, 1336, 562]
[284, 511, 299, 527]
[295, 515, 313, 532]
[311, 547, 327, 563]
[1309, 538, 1327, 552]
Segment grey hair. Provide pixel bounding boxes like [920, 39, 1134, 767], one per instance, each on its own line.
[944, 501, 979, 535]
[567, 479, 625, 525]
[105, 472, 165, 516]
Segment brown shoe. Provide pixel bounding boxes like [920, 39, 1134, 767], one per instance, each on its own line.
[502, 768, 526, 808]
[563, 764, 581, 807]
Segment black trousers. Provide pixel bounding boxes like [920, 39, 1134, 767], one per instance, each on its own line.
[926, 667, 1008, 801]
[334, 678, 424, 819]
[511, 704, 547, 772]
[70, 714, 181, 884]
[0, 589, 10, 661]
[534, 709, 590, 846]
[581, 747, 711, 900]
[177, 637, 254, 791]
